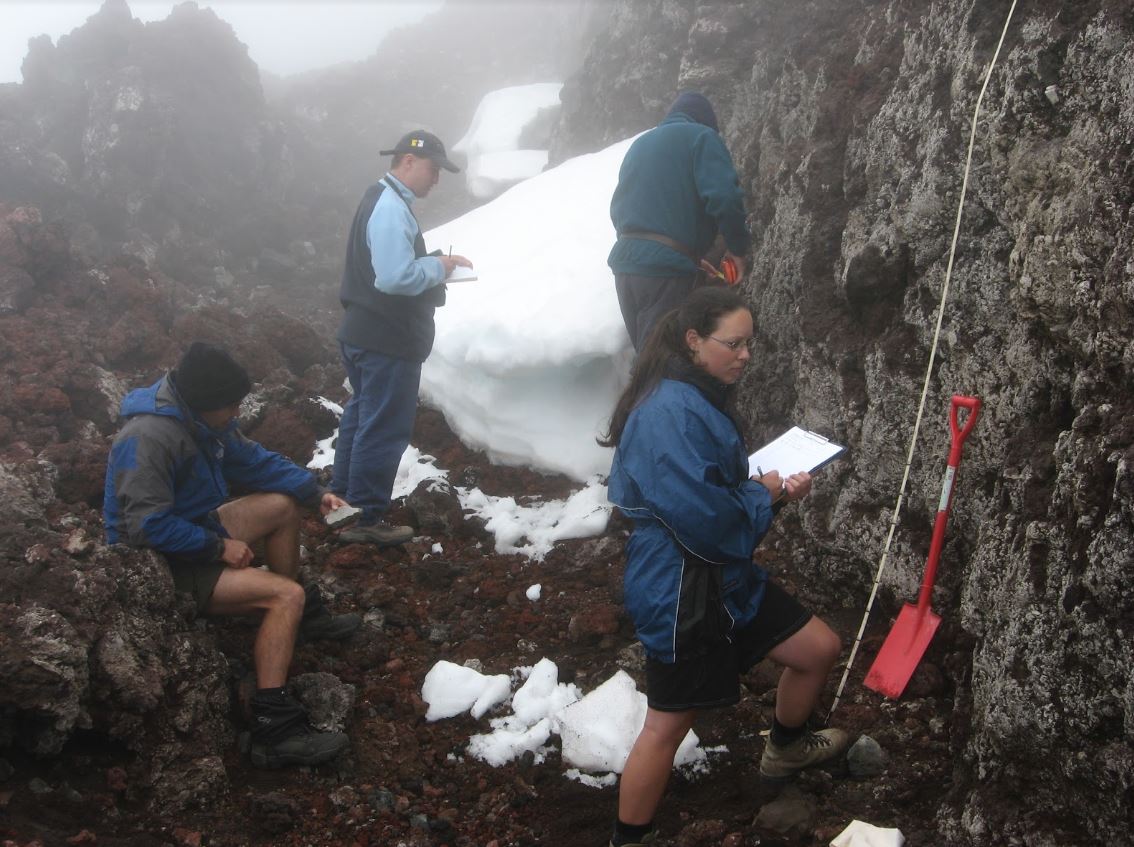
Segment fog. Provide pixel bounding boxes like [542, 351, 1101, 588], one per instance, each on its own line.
[0, 0, 441, 84]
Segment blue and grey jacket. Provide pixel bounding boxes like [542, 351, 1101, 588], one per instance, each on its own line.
[103, 375, 320, 564]
[608, 375, 774, 663]
[608, 112, 750, 278]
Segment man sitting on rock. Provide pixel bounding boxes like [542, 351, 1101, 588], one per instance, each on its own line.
[103, 341, 359, 768]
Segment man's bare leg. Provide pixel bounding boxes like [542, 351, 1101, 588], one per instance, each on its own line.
[204, 494, 307, 687]
[218, 492, 302, 578]
[206, 567, 304, 688]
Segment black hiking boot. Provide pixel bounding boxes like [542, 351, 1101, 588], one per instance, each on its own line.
[249, 689, 348, 769]
[299, 583, 361, 642]
[608, 833, 656, 847]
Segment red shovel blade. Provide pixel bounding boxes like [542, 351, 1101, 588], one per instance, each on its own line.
[863, 602, 942, 699]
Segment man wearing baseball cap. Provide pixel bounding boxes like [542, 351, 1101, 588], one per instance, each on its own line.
[332, 130, 472, 547]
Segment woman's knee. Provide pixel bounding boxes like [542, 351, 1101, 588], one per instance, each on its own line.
[773, 617, 842, 672]
[639, 709, 696, 749]
[811, 618, 842, 668]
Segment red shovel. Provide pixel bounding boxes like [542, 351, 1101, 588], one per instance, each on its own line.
[865, 395, 981, 699]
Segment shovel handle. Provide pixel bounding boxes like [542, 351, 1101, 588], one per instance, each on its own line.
[948, 396, 981, 466]
[917, 395, 981, 614]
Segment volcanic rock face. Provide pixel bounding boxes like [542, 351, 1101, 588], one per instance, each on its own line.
[0, 202, 343, 811]
[0, 0, 288, 286]
[553, 1, 1133, 843]
[0, 0, 604, 299]
[0, 455, 235, 811]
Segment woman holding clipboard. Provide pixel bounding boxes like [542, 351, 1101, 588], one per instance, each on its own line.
[599, 287, 848, 847]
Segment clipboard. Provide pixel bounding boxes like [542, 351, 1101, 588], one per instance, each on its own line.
[748, 426, 846, 478]
[446, 267, 478, 283]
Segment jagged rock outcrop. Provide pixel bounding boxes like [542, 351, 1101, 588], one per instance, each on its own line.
[270, 0, 603, 231]
[0, 0, 604, 302]
[553, 1, 1133, 844]
[0, 456, 235, 811]
[0, 0, 295, 287]
[0, 202, 345, 811]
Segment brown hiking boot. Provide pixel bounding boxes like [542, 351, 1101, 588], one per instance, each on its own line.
[759, 728, 849, 781]
[338, 519, 413, 547]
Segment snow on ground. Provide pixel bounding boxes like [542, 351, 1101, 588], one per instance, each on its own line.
[309, 135, 642, 555]
[423, 135, 637, 482]
[452, 83, 564, 200]
[311, 439, 611, 561]
[422, 659, 712, 781]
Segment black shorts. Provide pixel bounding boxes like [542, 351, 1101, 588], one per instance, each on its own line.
[165, 510, 228, 614]
[645, 580, 812, 712]
[168, 559, 227, 615]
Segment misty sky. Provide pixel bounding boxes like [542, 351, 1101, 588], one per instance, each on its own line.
[0, 1, 442, 84]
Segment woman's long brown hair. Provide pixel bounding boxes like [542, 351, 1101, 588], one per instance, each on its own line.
[598, 287, 748, 447]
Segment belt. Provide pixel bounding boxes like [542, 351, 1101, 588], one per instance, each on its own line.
[617, 230, 697, 261]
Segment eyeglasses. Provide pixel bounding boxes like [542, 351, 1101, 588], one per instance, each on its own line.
[707, 336, 757, 353]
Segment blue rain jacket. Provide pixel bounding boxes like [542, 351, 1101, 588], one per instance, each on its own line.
[608, 112, 750, 277]
[608, 378, 775, 662]
[103, 375, 319, 564]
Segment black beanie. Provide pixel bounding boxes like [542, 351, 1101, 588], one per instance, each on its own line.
[667, 91, 719, 132]
[172, 342, 251, 412]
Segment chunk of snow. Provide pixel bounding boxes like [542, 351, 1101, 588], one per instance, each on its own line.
[421, 660, 511, 722]
[557, 670, 704, 773]
[423, 137, 639, 481]
[830, 821, 905, 847]
[453, 83, 563, 199]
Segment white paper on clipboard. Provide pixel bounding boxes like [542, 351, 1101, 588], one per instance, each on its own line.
[446, 266, 478, 283]
[748, 426, 846, 478]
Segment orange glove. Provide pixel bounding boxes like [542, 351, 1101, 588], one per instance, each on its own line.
[720, 256, 740, 285]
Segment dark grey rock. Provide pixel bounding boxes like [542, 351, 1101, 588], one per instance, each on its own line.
[847, 734, 888, 779]
[250, 791, 299, 834]
[291, 671, 355, 733]
[406, 477, 465, 536]
[754, 784, 817, 835]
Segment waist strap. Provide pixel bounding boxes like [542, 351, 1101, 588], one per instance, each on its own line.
[617, 230, 697, 261]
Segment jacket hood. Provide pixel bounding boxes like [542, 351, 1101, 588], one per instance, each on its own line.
[119, 374, 188, 422]
[664, 92, 719, 132]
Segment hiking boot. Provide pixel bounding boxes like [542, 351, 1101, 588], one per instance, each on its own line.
[300, 611, 361, 642]
[759, 727, 849, 781]
[608, 831, 656, 847]
[299, 583, 361, 642]
[250, 725, 349, 769]
[249, 689, 349, 769]
[338, 519, 414, 548]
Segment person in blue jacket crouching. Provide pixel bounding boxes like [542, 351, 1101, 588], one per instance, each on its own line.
[600, 288, 848, 847]
[103, 342, 359, 768]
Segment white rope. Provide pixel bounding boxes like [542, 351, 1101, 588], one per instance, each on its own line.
[827, 0, 1018, 720]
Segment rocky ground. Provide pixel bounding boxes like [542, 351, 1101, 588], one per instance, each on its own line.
[1, 401, 959, 847]
[0, 202, 961, 846]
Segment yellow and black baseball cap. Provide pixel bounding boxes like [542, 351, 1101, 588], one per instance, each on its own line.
[380, 130, 460, 173]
